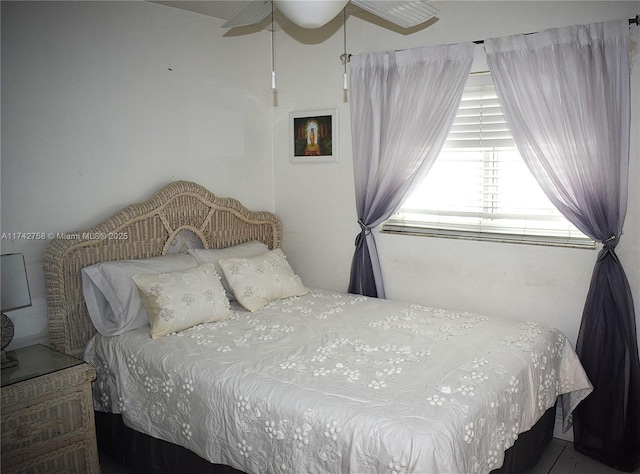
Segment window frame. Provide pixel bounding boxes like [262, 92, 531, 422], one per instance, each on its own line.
[382, 68, 595, 250]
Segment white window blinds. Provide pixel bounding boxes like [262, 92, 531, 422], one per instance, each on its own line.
[384, 72, 594, 248]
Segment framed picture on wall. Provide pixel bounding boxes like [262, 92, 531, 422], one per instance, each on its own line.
[290, 109, 338, 163]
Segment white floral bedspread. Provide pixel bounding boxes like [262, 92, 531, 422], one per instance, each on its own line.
[85, 289, 592, 474]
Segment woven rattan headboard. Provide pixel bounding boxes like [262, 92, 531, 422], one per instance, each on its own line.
[44, 181, 281, 358]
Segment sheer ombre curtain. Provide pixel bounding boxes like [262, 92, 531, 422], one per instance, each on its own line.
[348, 43, 474, 297]
[485, 20, 639, 471]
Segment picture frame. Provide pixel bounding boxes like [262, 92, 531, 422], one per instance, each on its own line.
[290, 109, 338, 163]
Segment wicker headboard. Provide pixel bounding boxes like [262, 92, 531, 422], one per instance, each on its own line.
[44, 181, 281, 358]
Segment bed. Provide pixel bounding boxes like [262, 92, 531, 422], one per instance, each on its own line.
[43, 180, 592, 474]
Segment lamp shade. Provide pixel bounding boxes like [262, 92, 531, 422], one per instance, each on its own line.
[1, 253, 31, 312]
[275, 0, 349, 28]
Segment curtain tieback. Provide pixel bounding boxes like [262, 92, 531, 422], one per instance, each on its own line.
[358, 219, 371, 232]
[600, 234, 621, 251]
[355, 219, 372, 246]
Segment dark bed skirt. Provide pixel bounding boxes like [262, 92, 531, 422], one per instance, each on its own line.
[491, 406, 556, 473]
[96, 406, 556, 474]
[95, 411, 242, 474]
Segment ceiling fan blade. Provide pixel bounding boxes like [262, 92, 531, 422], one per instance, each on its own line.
[351, 0, 439, 28]
[222, 0, 272, 28]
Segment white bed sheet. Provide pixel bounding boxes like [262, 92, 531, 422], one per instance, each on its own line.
[85, 289, 592, 474]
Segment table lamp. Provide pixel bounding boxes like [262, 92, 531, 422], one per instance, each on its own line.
[1, 253, 32, 368]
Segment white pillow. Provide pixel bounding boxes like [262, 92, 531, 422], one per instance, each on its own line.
[82, 253, 198, 336]
[132, 263, 230, 339]
[188, 241, 269, 300]
[218, 248, 308, 312]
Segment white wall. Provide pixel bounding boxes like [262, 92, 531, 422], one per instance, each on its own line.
[273, 1, 640, 351]
[1, 1, 275, 348]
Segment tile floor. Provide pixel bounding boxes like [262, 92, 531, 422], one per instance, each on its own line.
[525, 438, 639, 474]
[99, 440, 639, 474]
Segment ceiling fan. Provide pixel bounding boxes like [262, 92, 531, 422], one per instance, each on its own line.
[222, 0, 439, 30]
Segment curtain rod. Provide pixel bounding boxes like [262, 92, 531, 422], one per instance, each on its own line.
[471, 14, 639, 45]
[348, 15, 640, 58]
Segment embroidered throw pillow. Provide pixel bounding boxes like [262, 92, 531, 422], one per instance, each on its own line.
[218, 248, 308, 312]
[132, 263, 230, 338]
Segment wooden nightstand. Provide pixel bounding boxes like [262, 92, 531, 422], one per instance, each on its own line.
[1, 344, 100, 473]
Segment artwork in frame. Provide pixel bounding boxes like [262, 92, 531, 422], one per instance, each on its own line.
[290, 109, 338, 163]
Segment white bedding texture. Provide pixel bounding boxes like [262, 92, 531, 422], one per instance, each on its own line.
[85, 288, 592, 474]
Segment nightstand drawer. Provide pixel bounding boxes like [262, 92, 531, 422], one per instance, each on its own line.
[2, 386, 93, 462]
[2, 439, 98, 474]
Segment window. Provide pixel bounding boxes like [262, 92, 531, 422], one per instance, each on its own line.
[383, 72, 594, 249]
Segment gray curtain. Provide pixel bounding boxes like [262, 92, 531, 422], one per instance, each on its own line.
[486, 20, 639, 471]
[348, 43, 474, 297]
